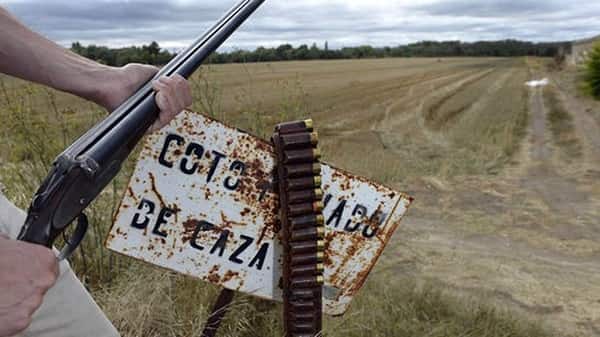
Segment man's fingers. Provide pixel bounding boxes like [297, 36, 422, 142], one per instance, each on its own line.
[159, 75, 192, 110]
[152, 80, 177, 129]
[172, 74, 193, 107]
[159, 76, 186, 111]
[153, 80, 177, 115]
[33, 245, 59, 286]
[149, 74, 192, 133]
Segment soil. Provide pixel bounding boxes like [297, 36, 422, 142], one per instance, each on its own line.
[387, 67, 600, 336]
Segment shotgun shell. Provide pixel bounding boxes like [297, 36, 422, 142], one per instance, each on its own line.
[305, 119, 314, 130]
[287, 176, 321, 191]
[317, 240, 326, 251]
[291, 275, 324, 288]
[291, 263, 325, 277]
[290, 240, 325, 255]
[291, 312, 317, 321]
[285, 163, 322, 178]
[281, 132, 319, 149]
[289, 300, 315, 310]
[290, 214, 325, 229]
[291, 251, 325, 265]
[291, 321, 316, 332]
[291, 288, 317, 300]
[290, 332, 320, 337]
[315, 188, 323, 200]
[317, 226, 325, 238]
[284, 148, 321, 164]
[276, 119, 313, 134]
[288, 201, 324, 217]
[288, 189, 323, 204]
[291, 227, 324, 242]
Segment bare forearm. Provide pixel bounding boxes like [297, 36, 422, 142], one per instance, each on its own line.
[0, 7, 121, 106]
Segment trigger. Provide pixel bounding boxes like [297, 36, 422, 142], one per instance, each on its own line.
[57, 213, 89, 261]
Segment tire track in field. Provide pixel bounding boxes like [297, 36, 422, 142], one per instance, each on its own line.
[423, 68, 499, 130]
[322, 68, 485, 135]
[443, 67, 518, 131]
[380, 60, 600, 336]
[320, 71, 457, 131]
[413, 68, 497, 146]
[373, 69, 486, 132]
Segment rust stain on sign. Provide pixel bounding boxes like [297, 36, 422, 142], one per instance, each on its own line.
[106, 110, 412, 316]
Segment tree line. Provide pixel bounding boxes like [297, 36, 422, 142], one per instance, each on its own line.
[71, 40, 567, 67]
[70, 41, 173, 67]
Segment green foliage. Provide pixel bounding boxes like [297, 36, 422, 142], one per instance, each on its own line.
[71, 41, 174, 66]
[211, 40, 563, 63]
[71, 40, 566, 67]
[584, 42, 600, 99]
[208, 40, 564, 63]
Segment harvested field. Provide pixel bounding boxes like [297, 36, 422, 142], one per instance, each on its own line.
[1, 56, 599, 336]
[191, 58, 530, 181]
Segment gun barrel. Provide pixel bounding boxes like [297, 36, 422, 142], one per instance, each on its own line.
[164, 0, 265, 79]
[86, 0, 265, 166]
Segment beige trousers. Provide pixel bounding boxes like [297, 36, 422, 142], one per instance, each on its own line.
[0, 193, 120, 337]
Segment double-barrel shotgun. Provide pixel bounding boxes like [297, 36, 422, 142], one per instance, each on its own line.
[17, 0, 266, 259]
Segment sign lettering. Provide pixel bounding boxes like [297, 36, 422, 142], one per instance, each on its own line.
[107, 111, 412, 315]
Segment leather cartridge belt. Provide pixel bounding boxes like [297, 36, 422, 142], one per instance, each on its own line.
[273, 119, 324, 337]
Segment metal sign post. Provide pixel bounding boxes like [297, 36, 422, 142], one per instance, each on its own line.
[201, 289, 235, 337]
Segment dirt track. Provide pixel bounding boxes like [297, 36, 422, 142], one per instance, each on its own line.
[385, 65, 600, 336]
[172, 58, 600, 335]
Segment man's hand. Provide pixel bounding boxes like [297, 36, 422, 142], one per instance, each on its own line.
[99, 63, 193, 133]
[0, 235, 59, 337]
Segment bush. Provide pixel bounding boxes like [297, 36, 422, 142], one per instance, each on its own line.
[584, 43, 600, 99]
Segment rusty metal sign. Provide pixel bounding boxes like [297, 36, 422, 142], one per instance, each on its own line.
[106, 110, 412, 316]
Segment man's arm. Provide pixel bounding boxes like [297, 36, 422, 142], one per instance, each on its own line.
[0, 6, 124, 109]
[0, 6, 192, 130]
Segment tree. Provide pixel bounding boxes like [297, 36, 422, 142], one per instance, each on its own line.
[69, 40, 565, 66]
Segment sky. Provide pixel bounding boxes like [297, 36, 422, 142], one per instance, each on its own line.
[3, 0, 600, 51]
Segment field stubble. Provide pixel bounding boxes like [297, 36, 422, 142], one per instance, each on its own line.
[0, 57, 565, 337]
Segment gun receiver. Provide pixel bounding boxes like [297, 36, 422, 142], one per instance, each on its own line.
[17, 0, 266, 259]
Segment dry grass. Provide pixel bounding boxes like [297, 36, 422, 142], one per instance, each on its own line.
[0, 58, 554, 337]
[543, 84, 583, 158]
[97, 266, 553, 337]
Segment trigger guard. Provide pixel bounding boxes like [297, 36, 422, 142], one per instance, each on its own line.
[57, 213, 88, 261]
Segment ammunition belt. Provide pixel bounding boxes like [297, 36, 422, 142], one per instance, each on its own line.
[273, 119, 324, 337]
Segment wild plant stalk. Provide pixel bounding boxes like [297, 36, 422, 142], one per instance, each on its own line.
[192, 66, 224, 120]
